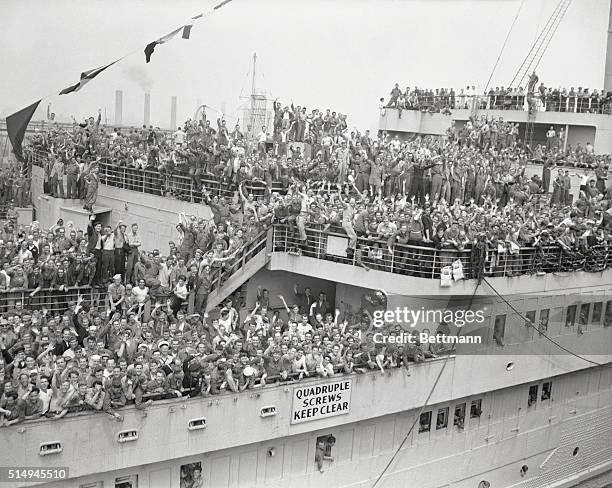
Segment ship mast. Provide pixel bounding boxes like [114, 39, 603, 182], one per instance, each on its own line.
[240, 52, 270, 139]
[250, 52, 257, 137]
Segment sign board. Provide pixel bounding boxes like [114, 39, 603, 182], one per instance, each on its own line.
[291, 379, 352, 424]
[326, 235, 348, 257]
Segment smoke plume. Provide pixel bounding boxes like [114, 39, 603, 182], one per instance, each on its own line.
[124, 65, 153, 92]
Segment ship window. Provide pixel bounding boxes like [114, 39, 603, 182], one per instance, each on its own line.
[114, 475, 137, 488]
[493, 315, 505, 346]
[538, 309, 549, 335]
[418, 412, 432, 433]
[315, 434, 336, 470]
[528, 385, 538, 407]
[478, 482, 491, 488]
[470, 399, 482, 418]
[316, 435, 336, 457]
[454, 403, 466, 429]
[436, 407, 449, 430]
[591, 302, 602, 324]
[520, 465, 529, 477]
[525, 310, 536, 328]
[604, 302, 612, 327]
[542, 381, 552, 401]
[39, 441, 62, 456]
[180, 462, 202, 488]
[565, 305, 577, 327]
[579, 303, 589, 327]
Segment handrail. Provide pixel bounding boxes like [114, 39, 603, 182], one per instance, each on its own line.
[0, 286, 101, 315]
[13, 354, 455, 428]
[0, 286, 193, 316]
[383, 93, 612, 114]
[207, 229, 270, 297]
[26, 149, 287, 201]
[271, 224, 610, 280]
[200, 223, 609, 299]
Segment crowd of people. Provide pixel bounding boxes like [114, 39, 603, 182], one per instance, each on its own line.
[2, 90, 611, 426]
[382, 81, 612, 116]
[0, 161, 31, 209]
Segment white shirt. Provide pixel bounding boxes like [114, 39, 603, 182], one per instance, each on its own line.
[38, 388, 52, 414]
[297, 322, 313, 340]
[173, 130, 185, 144]
[102, 233, 114, 251]
[1, 270, 10, 287]
[132, 286, 149, 304]
[17, 249, 32, 264]
[257, 131, 267, 143]
[174, 282, 188, 300]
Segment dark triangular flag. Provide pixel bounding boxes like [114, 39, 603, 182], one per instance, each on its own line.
[6, 100, 41, 161]
[182, 25, 192, 39]
[144, 41, 158, 63]
[59, 61, 118, 95]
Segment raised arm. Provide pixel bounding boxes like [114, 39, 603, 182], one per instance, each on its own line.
[278, 295, 290, 315]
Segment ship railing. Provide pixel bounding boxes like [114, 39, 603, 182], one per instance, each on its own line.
[382, 94, 612, 115]
[535, 98, 612, 114]
[17, 355, 459, 428]
[0, 120, 78, 135]
[0, 285, 193, 317]
[26, 149, 295, 201]
[271, 224, 611, 279]
[0, 286, 103, 315]
[96, 160, 234, 201]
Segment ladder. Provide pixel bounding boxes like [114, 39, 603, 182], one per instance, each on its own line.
[509, 0, 572, 90]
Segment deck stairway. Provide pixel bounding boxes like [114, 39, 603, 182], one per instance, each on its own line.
[205, 229, 271, 311]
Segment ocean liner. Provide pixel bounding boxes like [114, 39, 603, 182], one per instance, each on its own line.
[1, 1, 612, 488]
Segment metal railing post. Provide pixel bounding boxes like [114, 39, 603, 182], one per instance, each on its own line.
[432, 250, 437, 279]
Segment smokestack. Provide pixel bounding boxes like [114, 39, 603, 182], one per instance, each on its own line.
[170, 96, 177, 131]
[605, 1, 612, 91]
[114, 90, 123, 126]
[144, 92, 151, 127]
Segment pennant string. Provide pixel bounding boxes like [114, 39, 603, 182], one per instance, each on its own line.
[6, 0, 238, 157]
[214, 0, 234, 10]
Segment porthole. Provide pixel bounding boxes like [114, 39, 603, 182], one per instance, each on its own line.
[478, 481, 490, 488]
[506, 362, 515, 371]
[573, 447, 579, 456]
[520, 465, 528, 477]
